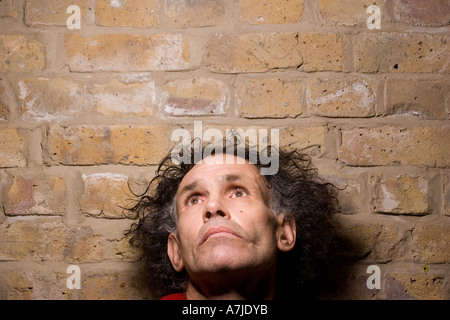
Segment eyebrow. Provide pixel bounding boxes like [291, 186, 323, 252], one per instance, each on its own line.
[177, 181, 198, 199]
[177, 174, 244, 199]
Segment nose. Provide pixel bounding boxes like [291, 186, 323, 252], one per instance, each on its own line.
[202, 194, 230, 222]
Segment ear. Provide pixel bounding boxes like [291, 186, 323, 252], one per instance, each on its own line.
[276, 214, 296, 252]
[167, 233, 184, 272]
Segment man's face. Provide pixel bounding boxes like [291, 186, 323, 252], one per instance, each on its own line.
[167, 154, 283, 277]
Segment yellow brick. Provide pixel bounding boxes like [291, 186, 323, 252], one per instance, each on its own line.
[90, 79, 156, 117]
[165, 0, 226, 27]
[339, 126, 450, 167]
[370, 174, 430, 215]
[354, 33, 449, 73]
[0, 35, 45, 72]
[0, 128, 26, 168]
[318, 0, 387, 26]
[17, 78, 84, 120]
[25, 0, 91, 26]
[65, 33, 190, 72]
[308, 77, 376, 117]
[80, 173, 130, 218]
[163, 78, 229, 116]
[6, 174, 66, 216]
[95, 0, 158, 28]
[385, 78, 449, 119]
[236, 77, 305, 118]
[205, 32, 343, 73]
[47, 125, 168, 165]
[240, 0, 304, 24]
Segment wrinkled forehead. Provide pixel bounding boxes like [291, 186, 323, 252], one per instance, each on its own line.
[177, 154, 266, 193]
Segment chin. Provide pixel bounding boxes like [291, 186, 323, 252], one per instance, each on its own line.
[198, 243, 252, 272]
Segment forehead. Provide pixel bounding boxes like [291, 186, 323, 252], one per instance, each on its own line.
[178, 154, 264, 190]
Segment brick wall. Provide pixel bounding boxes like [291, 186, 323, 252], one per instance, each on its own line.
[0, 0, 448, 300]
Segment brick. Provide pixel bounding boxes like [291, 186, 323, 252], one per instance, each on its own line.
[165, 0, 226, 28]
[318, 0, 387, 26]
[6, 271, 71, 300]
[205, 32, 343, 73]
[385, 272, 447, 300]
[5, 174, 66, 216]
[354, 33, 449, 73]
[25, 0, 91, 26]
[0, 35, 45, 72]
[332, 222, 405, 262]
[0, 221, 103, 262]
[0, 0, 17, 18]
[114, 236, 143, 262]
[370, 174, 430, 215]
[444, 175, 450, 216]
[240, 0, 303, 25]
[90, 80, 155, 117]
[236, 77, 304, 118]
[0, 128, 26, 168]
[411, 224, 450, 263]
[385, 78, 449, 119]
[393, 0, 450, 27]
[163, 78, 229, 116]
[308, 77, 376, 117]
[17, 78, 84, 120]
[80, 269, 152, 299]
[95, 0, 158, 28]
[80, 173, 130, 218]
[0, 84, 7, 120]
[46, 125, 168, 165]
[279, 126, 326, 157]
[64, 33, 190, 72]
[339, 126, 450, 167]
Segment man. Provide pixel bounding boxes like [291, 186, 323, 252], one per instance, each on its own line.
[126, 141, 337, 300]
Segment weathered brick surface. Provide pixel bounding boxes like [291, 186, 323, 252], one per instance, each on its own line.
[354, 33, 449, 73]
[240, 0, 304, 25]
[339, 127, 450, 167]
[90, 80, 156, 117]
[80, 173, 130, 218]
[318, 0, 387, 26]
[393, 0, 450, 27]
[47, 125, 168, 165]
[385, 272, 448, 300]
[0, 0, 17, 18]
[308, 77, 376, 117]
[25, 0, 91, 26]
[5, 174, 66, 216]
[0, 35, 45, 72]
[205, 32, 343, 73]
[0, 221, 102, 262]
[1, 0, 450, 300]
[411, 224, 450, 263]
[163, 78, 229, 116]
[165, 0, 226, 28]
[17, 78, 84, 119]
[279, 126, 326, 157]
[95, 0, 158, 28]
[385, 78, 449, 119]
[370, 174, 430, 215]
[236, 77, 305, 118]
[0, 128, 26, 168]
[65, 33, 190, 72]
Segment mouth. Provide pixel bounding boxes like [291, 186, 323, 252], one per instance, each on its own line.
[199, 226, 242, 246]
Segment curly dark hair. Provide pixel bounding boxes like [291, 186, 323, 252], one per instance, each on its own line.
[126, 139, 338, 299]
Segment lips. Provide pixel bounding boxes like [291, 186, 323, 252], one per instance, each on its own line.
[199, 226, 241, 246]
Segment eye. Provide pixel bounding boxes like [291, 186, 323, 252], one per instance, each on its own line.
[186, 194, 203, 206]
[231, 187, 248, 198]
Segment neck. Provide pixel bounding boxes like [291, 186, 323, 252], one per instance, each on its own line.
[185, 267, 276, 300]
